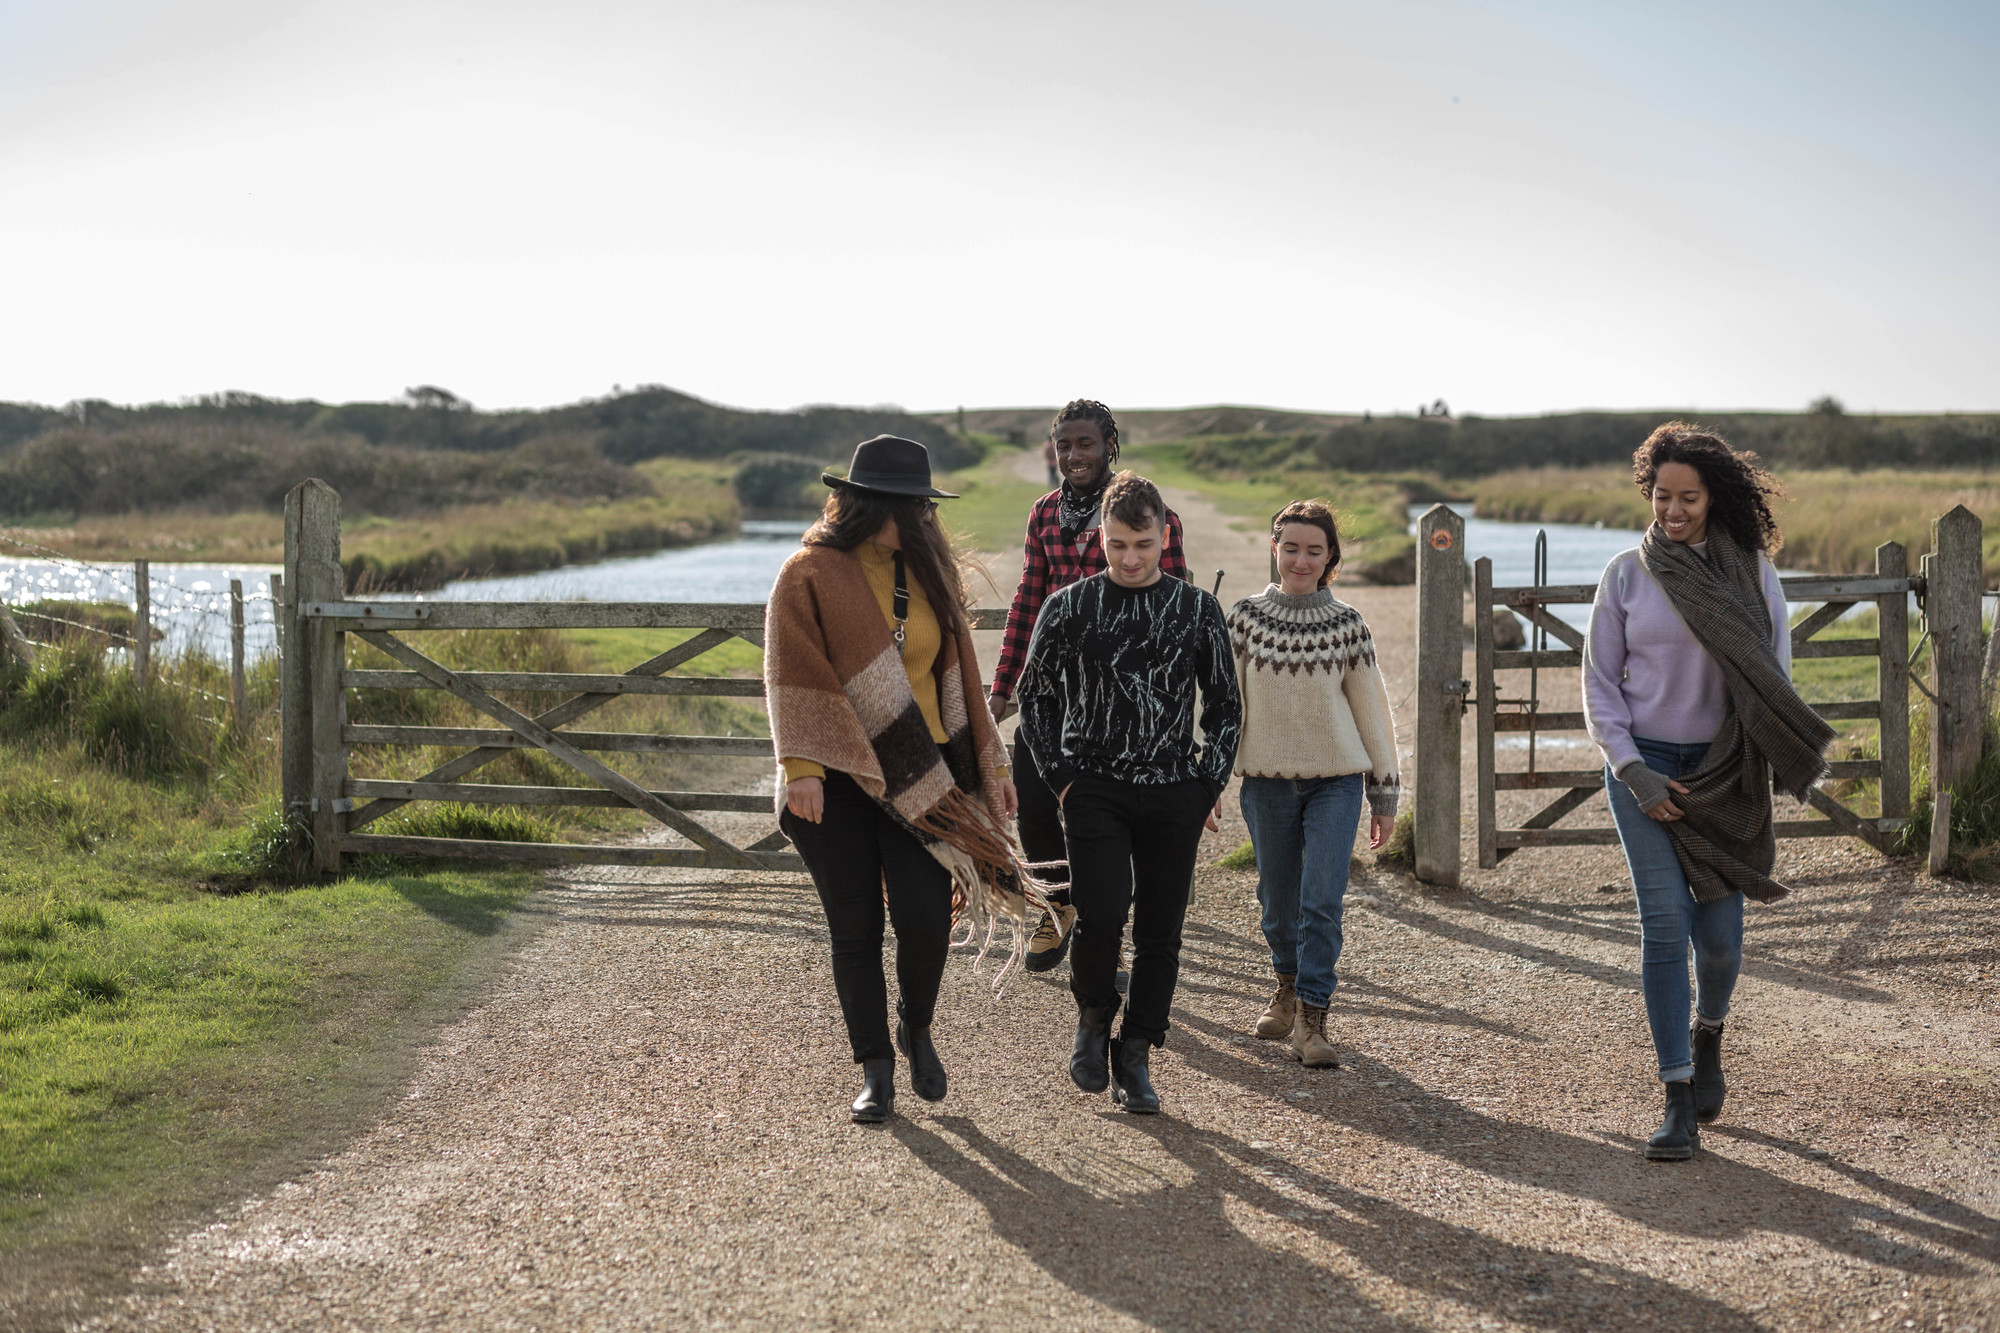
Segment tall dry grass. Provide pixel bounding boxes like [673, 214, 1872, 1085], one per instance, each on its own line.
[1471, 467, 2000, 580]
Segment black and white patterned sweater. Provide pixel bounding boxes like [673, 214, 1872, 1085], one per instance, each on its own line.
[1016, 571, 1242, 798]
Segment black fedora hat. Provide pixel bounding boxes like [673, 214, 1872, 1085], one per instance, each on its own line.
[824, 435, 959, 499]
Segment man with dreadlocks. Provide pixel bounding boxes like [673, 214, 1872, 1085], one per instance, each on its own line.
[987, 399, 1188, 973]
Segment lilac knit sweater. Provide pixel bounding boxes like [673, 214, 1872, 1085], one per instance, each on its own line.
[1582, 543, 1790, 776]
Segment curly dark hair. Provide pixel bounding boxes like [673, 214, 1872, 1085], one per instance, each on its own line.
[1050, 398, 1120, 466]
[1633, 422, 1785, 554]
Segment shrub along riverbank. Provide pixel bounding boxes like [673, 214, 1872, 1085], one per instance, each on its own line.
[4, 459, 742, 593]
[0, 619, 772, 1323]
[1469, 466, 2000, 583]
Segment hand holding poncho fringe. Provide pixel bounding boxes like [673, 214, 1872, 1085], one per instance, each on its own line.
[1638, 525, 1835, 902]
[764, 544, 1052, 988]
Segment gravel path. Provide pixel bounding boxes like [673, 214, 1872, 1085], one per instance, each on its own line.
[80, 470, 2000, 1331]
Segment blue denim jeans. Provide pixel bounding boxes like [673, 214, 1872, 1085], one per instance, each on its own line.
[1238, 773, 1365, 1010]
[1604, 736, 1745, 1082]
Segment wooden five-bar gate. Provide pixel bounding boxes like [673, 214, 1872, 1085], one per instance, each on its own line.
[1410, 503, 1989, 888]
[276, 480, 1004, 874]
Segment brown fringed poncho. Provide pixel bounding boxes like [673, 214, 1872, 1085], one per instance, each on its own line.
[764, 543, 1044, 975]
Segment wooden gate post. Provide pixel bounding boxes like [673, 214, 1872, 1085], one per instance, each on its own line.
[1874, 543, 1911, 827]
[133, 558, 151, 688]
[229, 577, 247, 731]
[1414, 504, 1465, 887]
[282, 480, 344, 868]
[1930, 506, 1983, 791]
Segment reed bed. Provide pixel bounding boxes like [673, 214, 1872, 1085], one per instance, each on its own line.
[1471, 466, 2000, 581]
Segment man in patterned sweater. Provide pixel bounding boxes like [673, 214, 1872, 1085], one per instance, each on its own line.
[1016, 471, 1239, 1115]
[988, 400, 1188, 972]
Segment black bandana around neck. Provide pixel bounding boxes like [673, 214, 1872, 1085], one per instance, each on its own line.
[1057, 475, 1108, 537]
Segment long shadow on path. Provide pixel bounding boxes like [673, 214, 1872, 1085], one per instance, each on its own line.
[1169, 1009, 1999, 1278]
[894, 1114, 1763, 1332]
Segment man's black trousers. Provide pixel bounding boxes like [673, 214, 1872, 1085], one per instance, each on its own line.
[1061, 774, 1213, 1046]
[780, 771, 953, 1063]
[1011, 731, 1070, 902]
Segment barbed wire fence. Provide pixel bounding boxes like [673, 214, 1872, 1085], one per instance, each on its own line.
[0, 529, 284, 733]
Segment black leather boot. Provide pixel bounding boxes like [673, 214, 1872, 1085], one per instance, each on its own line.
[1070, 1005, 1114, 1093]
[1645, 1079, 1699, 1160]
[1690, 1021, 1726, 1124]
[851, 1057, 895, 1124]
[895, 1004, 947, 1103]
[1109, 1036, 1161, 1115]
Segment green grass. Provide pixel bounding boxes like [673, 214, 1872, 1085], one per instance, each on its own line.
[0, 743, 541, 1312]
[934, 442, 1052, 556]
[344, 458, 741, 591]
[0, 641, 547, 1316]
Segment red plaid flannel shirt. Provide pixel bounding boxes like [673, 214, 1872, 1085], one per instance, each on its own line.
[989, 490, 1188, 700]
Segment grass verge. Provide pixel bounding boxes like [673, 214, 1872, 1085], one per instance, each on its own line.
[0, 645, 548, 1327]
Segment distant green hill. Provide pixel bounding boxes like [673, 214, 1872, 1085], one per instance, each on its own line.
[0, 386, 975, 521]
[1179, 403, 2000, 477]
[934, 401, 2000, 475]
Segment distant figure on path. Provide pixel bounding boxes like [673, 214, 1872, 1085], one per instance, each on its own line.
[1227, 500, 1399, 1069]
[1016, 470, 1240, 1115]
[1583, 423, 1832, 1160]
[1042, 434, 1060, 487]
[765, 435, 1030, 1124]
[988, 399, 1188, 974]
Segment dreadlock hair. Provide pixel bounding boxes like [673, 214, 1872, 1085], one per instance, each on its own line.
[1101, 470, 1164, 533]
[1270, 499, 1342, 587]
[1050, 398, 1121, 466]
[804, 486, 974, 640]
[1633, 422, 1785, 555]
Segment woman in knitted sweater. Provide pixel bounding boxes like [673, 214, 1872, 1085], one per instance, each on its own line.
[765, 436, 1026, 1124]
[1226, 500, 1400, 1068]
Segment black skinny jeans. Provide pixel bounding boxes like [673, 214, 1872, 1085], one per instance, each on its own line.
[1011, 731, 1071, 901]
[1062, 774, 1213, 1046]
[780, 770, 954, 1063]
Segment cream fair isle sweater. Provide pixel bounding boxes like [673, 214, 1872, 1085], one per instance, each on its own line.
[1226, 585, 1401, 817]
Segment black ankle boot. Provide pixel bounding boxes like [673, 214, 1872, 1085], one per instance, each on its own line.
[852, 1057, 895, 1124]
[1070, 1005, 1114, 1093]
[1645, 1079, 1699, 1160]
[1109, 1036, 1161, 1115]
[1691, 1021, 1726, 1124]
[896, 1005, 947, 1103]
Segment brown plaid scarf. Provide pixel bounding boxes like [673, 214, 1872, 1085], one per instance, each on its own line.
[1639, 524, 1834, 902]
[764, 544, 1050, 982]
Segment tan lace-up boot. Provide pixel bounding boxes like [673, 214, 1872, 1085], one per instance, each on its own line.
[1290, 1002, 1339, 1068]
[1254, 975, 1296, 1040]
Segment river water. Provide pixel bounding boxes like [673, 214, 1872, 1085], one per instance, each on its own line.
[0, 512, 1693, 661]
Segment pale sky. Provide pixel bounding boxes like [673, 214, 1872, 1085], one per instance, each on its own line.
[1, 0, 1993, 417]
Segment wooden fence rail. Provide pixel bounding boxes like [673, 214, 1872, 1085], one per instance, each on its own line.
[279, 479, 1005, 875]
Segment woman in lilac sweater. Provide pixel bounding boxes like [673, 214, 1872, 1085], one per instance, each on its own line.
[1584, 424, 1793, 1161]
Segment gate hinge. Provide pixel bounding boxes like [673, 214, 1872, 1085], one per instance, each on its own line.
[309, 798, 355, 813]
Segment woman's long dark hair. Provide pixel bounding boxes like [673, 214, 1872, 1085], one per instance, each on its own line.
[804, 487, 974, 639]
[1633, 422, 1785, 555]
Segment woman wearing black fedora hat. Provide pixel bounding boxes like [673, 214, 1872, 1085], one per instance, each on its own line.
[764, 435, 1037, 1123]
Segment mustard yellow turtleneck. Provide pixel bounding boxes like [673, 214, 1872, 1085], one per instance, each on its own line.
[782, 541, 947, 783]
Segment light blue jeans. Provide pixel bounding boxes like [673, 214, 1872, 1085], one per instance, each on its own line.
[1238, 773, 1365, 1010]
[1604, 736, 1745, 1082]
